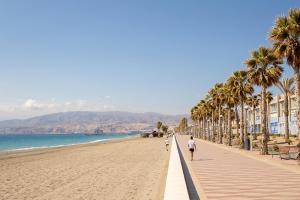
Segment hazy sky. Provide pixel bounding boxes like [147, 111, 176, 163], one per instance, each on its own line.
[0, 0, 299, 120]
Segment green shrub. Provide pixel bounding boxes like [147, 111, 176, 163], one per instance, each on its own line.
[152, 132, 158, 137]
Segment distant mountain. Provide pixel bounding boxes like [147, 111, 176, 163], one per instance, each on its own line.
[0, 111, 187, 134]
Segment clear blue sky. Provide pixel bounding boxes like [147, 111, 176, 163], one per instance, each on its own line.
[0, 0, 299, 119]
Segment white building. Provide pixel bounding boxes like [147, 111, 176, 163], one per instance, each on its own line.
[246, 94, 297, 135]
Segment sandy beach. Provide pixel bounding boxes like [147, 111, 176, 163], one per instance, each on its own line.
[0, 137, 171, 200]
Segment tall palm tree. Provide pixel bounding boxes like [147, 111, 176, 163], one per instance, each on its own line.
[203, 98, 215, 141]
[207, 98, 216, 141]
[234, 98, 240, 139]
[179, 118, 188, 133]
[227, 70, 254, 148]
[156, 121, 162, 134]
[224, 82, 236, 146]
[197, 100, 207, 139]
[161, 125, 169, 135]
[269, 8, 300, 140]
[209, 83, 225, 143]
[196, 101, 205, 138]
[191, 106, 199, 138]
[245, 47, 283, 155]
[276, 77, 295, 142]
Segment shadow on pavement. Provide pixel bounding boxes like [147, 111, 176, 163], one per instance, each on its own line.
[177, 140, 200, 200]
[192, 158, 214, 161]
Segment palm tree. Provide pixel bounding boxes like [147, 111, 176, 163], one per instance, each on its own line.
[197, 100, 207, 139]
[245, 47, 283, 155]
[224, 82, 236, 146]
[234, 98, 240, 139]
[156, 121, 162, 134]
[269, 8, 300, 140]
[276, 77, 295, 142]
[191, 106, 198, 137]
[207, 98, 216, 141]
[179, 118, 188, 133]
[203, 98, 215, 140]
[196, 102, 205, 138]
[227, 70, 254, 148]
[209, 83, 225, 143]
[246, 95, 259, 138]
[161, 125, 169, 135]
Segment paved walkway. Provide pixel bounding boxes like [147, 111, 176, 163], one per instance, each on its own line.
[176, 135, 300, 200]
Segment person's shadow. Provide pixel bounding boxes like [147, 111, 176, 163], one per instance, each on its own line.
[177, 142, 200, 200]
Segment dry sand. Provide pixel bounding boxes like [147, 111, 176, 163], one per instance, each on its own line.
[0, 137, 171, 200]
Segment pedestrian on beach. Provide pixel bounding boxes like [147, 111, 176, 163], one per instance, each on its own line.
[165, 136, 169, 151]
[188, 136, 196, 161]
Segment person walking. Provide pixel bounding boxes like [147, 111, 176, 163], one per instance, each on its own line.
[188, 136, 196, 161]
[164, 136, 169, 151]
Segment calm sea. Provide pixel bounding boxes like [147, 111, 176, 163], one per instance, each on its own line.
[0, 133, 136, 152]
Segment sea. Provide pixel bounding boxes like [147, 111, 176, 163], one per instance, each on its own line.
[0, 133, 137, 152]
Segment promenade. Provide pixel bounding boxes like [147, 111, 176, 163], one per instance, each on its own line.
[176, 135, 300, 200]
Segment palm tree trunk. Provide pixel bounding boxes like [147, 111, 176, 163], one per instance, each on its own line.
[241, 100, 245, 148]
[244, 108, 248, 146]
[284, 94, 289, 142]
[253, 106, 256, 139]
[207, 119, 210, 140]
[235, 105, 240, 139]
[198, 120, 200, 138]
[228, 108, 232, 146]
[198, 119, 201, 138]
[261, 86, 268, 155]
[267, 102, 270, 135]
[208, 118, 211, 140]
[204, 117, 207, 140]
[202, 119, 204, 138]
[192, 121, 195, 137]
[294, 70, 300, 141]
[199, 119, 202, 138]
[289, 96, 292, 121]
[211, 112, 215, 142]
[224, 113, 227, 142]
[204, 116, 207, 139]
[219, 106, 223, 144]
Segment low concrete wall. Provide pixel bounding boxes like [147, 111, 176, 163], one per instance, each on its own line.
[164, 136, 189, 200]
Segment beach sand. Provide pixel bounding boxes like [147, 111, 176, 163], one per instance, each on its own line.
[0, 137, 171, 200]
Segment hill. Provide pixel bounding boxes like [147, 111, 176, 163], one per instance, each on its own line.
[0, 111, 187, 134]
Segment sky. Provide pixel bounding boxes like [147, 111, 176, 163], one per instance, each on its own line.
[0, 0, 299, 120]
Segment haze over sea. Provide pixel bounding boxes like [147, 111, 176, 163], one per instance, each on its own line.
[0, 133, 135, 152]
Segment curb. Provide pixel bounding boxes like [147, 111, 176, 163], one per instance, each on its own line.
[164, 136, 189, 200]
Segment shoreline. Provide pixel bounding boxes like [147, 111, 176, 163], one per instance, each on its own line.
[0, 134, 139, 156]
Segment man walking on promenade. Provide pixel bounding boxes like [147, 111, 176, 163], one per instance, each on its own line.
[188, 136, 196, 161]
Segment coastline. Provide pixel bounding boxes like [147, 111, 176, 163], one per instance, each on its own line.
[0, 136, 170, 200]
[0, 134, 139, 156]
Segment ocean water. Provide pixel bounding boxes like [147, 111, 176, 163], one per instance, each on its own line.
[0, 133, 136, 152]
